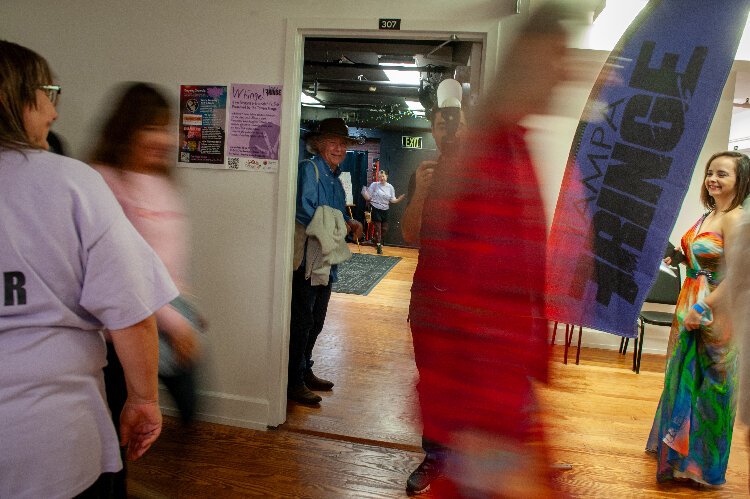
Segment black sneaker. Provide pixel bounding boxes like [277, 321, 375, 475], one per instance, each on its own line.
[287, 383, 322, 406]
[406, 456, 443, 495]
[376, 243, 383, 255]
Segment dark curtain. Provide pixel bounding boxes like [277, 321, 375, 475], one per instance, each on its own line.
[339, 150, 368, 230]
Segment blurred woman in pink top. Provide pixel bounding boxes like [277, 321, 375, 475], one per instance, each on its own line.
[91, 82, 203, 496]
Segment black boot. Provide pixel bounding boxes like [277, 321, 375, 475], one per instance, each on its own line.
[304, 369, 334, 391]
[376, 243, 383, 255]
[406, 455, 444, 495]
[287, 383, 322, 405]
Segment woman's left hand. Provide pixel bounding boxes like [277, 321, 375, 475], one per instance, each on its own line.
[684, 307, 711, 330]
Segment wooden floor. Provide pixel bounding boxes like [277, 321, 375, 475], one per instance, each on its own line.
[130, 245, 750, 498]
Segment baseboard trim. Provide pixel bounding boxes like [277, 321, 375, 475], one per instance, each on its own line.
[549, 325, 669, 355]
[159, 387, 269, 431]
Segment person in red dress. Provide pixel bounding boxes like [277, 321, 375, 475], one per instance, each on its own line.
[408, 4, 578, 496]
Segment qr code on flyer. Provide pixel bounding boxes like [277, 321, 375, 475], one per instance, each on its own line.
[180, 152, 190, 162]
[227, 157, 240, 169]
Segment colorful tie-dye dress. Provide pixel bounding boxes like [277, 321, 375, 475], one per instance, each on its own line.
[646, 213, 737, 485]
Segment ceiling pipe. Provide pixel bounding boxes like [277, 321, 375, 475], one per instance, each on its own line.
[304, 61, 450, 72]
[303, 78, 423, 88]
[424, 34, 459, 59]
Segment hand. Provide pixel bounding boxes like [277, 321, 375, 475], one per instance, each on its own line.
[169, 322, 201, 367]
[414, 161, 437, 198]
[663, 256, 672, 265]
[119, 398, 162, 461]
[396, 194, 406, 202]
[347, 219, 363, 240]
[684, 307, 711, 330]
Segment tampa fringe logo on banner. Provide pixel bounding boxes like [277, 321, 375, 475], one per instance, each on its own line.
[546, 0, 749, 338]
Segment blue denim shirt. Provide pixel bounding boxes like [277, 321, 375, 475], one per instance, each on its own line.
[295, 155, 350, 281]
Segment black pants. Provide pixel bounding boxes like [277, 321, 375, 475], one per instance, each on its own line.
[103, 344, 128, 499]
[73, 473, 116, 499]
[371, 207, 389, 244]
[288, 268, 332, 388]
[160, 369, 197, 424]
[423, 436, 449, 462]
[103, 344, 198, 498]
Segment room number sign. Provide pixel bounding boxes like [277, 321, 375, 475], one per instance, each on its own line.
[379, 19, 401, 30]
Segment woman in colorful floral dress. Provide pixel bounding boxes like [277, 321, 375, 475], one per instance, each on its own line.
[647, 151, 750, 486]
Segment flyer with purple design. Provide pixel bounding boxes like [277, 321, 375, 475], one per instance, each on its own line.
[227, 83, 282, 173]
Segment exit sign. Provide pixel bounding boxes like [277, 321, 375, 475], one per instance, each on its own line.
[402, 136, 423, 149]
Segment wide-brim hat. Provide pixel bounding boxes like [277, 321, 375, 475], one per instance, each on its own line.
[304, 117, 358, 144]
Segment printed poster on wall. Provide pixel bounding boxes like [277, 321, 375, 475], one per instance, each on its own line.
[178, 85, 227, 167]
[227, 84, 282, 172]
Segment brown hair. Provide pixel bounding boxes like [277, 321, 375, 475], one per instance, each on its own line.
[700, 151, 750, 212]
[91, 82, 170, 169]
[0, 40, 53, 151]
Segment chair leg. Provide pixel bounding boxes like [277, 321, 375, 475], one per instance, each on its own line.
[618, 336, 625, 354]
[563, 324, 571, 364]
[551, 321, 558, 346]
[575, 325, 583, 365]
[632, 335, 638, 372]
[636, 321, 645, 374]
[622, 337, 629, 355]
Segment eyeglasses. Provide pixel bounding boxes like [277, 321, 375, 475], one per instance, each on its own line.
[39, 85, 62, 106]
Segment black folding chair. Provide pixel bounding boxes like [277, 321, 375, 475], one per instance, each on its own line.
[620, 265, 681, 373]
[551, 321, 583, 365]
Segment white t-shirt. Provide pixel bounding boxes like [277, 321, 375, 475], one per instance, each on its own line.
[366, 181, 396, 210]
[0, 149, 178, 498]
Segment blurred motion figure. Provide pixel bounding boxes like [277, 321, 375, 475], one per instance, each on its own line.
[401, 105, 468, 494]
[92, 82, 203, 423]
[406, 4, 577, 496]
[91, 83, 204, 496]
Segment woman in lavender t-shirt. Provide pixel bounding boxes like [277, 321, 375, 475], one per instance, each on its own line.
[0, 41, 177, 498]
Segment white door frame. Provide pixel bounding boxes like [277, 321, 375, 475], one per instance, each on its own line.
[268, 16, 504, 426]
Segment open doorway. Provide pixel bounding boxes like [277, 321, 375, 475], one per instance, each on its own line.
[283, 34, 484, 447]
[298, 36, 483, 248]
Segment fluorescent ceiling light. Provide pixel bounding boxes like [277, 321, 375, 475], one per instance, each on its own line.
[301, 92, 320, 105]
[382, 64, 421, 86]
[379, 55, 415, 65]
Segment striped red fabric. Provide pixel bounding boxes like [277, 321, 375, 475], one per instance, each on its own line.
[409, 125, 549, 444]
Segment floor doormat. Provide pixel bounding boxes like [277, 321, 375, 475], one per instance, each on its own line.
[332, 253, 402, 296]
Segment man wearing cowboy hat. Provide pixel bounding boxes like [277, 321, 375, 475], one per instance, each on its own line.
[288, 118, 363, 406]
